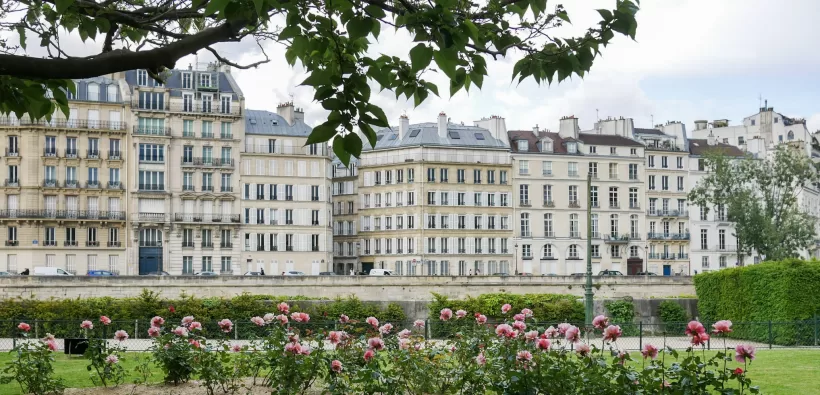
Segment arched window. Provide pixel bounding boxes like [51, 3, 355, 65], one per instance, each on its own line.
[630, 246, 639, 257]
[568, 244, 579, 259]
[543, 244, 553, 258]
[787, 130, 795, 140]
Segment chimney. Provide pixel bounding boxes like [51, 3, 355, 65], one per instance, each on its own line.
[473, 115, 507, 141]
[615, 117, 634, 138]
[694, 120, 707, 130]
[277, 102, 296, 125]
[438, 111, 448, 139]
[398, 114, 409, 139]
[558, 116, 579, 139]
[707, 131, 717, 146]
[294, 107, 305, 123]
[533, 125, 539, 134]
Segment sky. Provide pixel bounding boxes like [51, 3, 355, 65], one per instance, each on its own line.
[4, 0, 820, 135]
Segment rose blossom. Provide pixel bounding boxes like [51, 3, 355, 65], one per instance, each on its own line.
[524, 330, 539, 341]
[363, 349, 375, 362]
[557, 323, 571, 335]
[172, 326, 189, 337]
[513, 313, 525, 322]
[331, 360, 343, 373]
[290, 312, 310, 322]
[181, 316, 194, 326]
[521, 308, 534, 317]
[592, 315, 609, 329]
[476, 352, 486, 365]
[106, 354, 119, 364]
[544, 326, 559, 338]
[250, 316, 265, 327]
[455, 310, 467, 319]
[17, 322, 30, 332]
[734, 367, 744, 375]
[712, 320, 733, 334]
[339, 314, 350, 323]
[617, 351, 628, 365]
[81, 320, 94, 330]
[218, 319, 233, 333]
[512, 320, 527, 331]
[501, 304, 512, 314]
[564, 325, 580, 343]
[516, 350, 533, 362]
[100, 316, 112, 325]
[231, 344, 242, 353]
[328, 331, 343, 345]
[691, 332, 710, 346]
[263, 313, 276, 323]
[685, 321, 706, 336]
[413, 319, 425, 328]
[284, 342, 303, 354]
[575, 342, 591, 357]
[641, 344, 659, 359]
[536, 338, 550, 351]
[399, 338, 410, 350]
[398, 329, 412, 339]
[603, 325, 622, 342]
[735, 344, 756, 363]
[367, 337, 385, 351]
[114, 330, 129, 342]
[151, 316, 165, 327]
[45, 340, 58, 351]
[495, 324, 514, 338]
[188, 339, 201, 349]
[148, 327, 161, 337]
[277, 302, 290, 314]
[366, 316, 379, 328]
[439, 308, 453, 321]
[379, 323, 393, 334]
[288, 333, 300, 343]
[188, 321, 202, 331]
[476, 314, 488, 325]
[43, 333, 56, 341]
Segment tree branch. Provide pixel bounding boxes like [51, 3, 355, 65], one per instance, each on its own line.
[203, 42, 271, 69]
[0, 18, 248, 79]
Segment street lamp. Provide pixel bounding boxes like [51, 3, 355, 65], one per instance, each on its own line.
[514, 244, 518, 275]
[585, 172, 594, 326]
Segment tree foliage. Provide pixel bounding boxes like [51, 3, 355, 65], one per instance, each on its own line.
[688, 146, 819, 262]
[0, 0, 640, 162]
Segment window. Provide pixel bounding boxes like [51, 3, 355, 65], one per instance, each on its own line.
[7, 136, 18, 156]
[568, 162, 578, 177]
[610, 245, 621, 258]
[45, 227, 56, 245]
[66, 137, 77, 157]
[698, 159, 706, 171]
[183, 229, 194, 248]
[426, 168, 435, 182]
[630, 215, 638, 237]
[544, 213, 553, 237]
[700, 229, 708, 250]
[702, 256, 709, 268]
[473, 169, 481, 184]
[500, 193, 509, 207]
[719, 229, 726, 249]
[500, 170, 508, 184]
[608, 163, 618, 179]
[407, 191, 415, 205]
[610, 214, 619, 236]
[787, 130, 794, 140]
[751, 119, 756, 126]
[677, 176, 684, 191]
[588, 162, 598, 178]
[648, 155, 655, 167]
[487, 170, 495, 184]
[201, 256, 213, 272]
[610, 147, 617, 155]
[629, 188, 638, 208]
[543, 185, 552, 205]
[661, 156, 668, 168]
[138, 171, 164, 190]
[569, 214, 579, 238]
[568, 244, 579, 259]
[569, 185, 578, 205]
[8, 226, 17, 243]
[648, 175, 656, 190]
[629, 246, 639, 257]
[522, 245, 532, 258]
[407, 168, 414, 182]
[202, 173, 213, 191]
[519, 184, 529, 205]
[473, 192, 481, 206]
[183, 257, 193, 274]
[589, 145, 597, 154]
[427, 191, 436, 205]
[542, 161, 552, 176]
[7, 165, 17, 184]
[628, 164, 638, 180]
[457, 169, 465, 183]
[543, 245, 553, 258]
[591, 245, 600, 258]
[589, 186, 598, 207]
[396, 169, 403, 183]
[519, 160, 529, 175]
[677, 157, 684, 169]
[520, 213, 530, 237]
[719, 256, 727, 268]
[608, 187, 619, 208]
[567, 142, 577, 153]
[458, 215, 466, 230]
[630, 148, 637, 156]
[138, 144, 165, 162]
[517, 140, 528, 151]
[137, 70, 148, 86]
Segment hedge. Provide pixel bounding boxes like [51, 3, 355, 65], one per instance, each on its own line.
[694, 258, 820, 345]
[658, 300, 689, 333]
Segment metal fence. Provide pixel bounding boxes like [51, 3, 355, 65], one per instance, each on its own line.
[1, 319, 817, 352]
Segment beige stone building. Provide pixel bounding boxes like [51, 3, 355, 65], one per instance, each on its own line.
[509, 116, 647, 275]
[239, 104, 333, 275]
[121, 65, 244, 275]
[358, 113, 514, 275]
[0, 77, 129, 274]
[331, 156, 359, 274]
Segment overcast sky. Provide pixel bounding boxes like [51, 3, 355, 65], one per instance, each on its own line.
[5, 0, 820, 134]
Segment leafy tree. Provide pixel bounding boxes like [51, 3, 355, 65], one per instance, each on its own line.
[0, 0, 640, 162]
[688, 145, 819, 263]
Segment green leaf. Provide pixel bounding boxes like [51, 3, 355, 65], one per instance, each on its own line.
[433, 49, 458, 79]
[333, 138, 351, 166]
[343, 132, 364, 158]
[16, 25, 26, 50]
[252, 0, 264, 15]
[557, 11, 571, 23]
[301, 70, 332, 87]
[359, 123, 377, 148]
[204, 0, 230, 17]
[463, 20, 479, 42]
[413, 87, 428, 107]
[423, 81, 439, 97]
[365, 104, 389, 128]
[55, 0, 74, 13]
[409, 44, 433, 73]
[306, 122, 339, 145]
[347, 17, 374, 40]
[597, 9, 613, 22]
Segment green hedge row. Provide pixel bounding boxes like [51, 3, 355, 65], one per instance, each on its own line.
[694, 259, 820, 345]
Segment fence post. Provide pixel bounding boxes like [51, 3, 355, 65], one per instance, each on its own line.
[814, 313, 818, 347]
[234, 321, 238, 340]
[768, 320, 773, 349]
[639, 321, 643, 351]
[35, 321, 39, 339]
[134, 320, 139, 339]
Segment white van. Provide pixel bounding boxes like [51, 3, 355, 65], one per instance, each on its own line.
[369, 269, 393, 276]
[33, 267, 73, 276]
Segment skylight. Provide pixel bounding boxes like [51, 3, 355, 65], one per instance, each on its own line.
[409, 129, 422, 137]
[448, 131, 460, 139]
[474, 133, 485, 140]
[376, 135, 384, 141]
[388, 134, 398, 140]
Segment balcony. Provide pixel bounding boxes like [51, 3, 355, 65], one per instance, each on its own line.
[107, 181, 123, 190]
[543, 201, 555, 208]
[137, 213, 167, 222]
[133, 126, 171, 136]
[42, 240, 57, 246]
[85, 181, 101, 189]
[183, 185, 195, 191]
[647, 232, 691, 241]
[648, 253, 690, 260]
[108, 151, 122, 160]
[219, 242, 233, 249]
[107, 241, 122, 247]
[591, 232, 601, 239]
[570, 232, 581, 238]
[182, 242, 194, 248]
[86, 149, 101, 159]
[220, 134, 234, 140]
[202, 242, 214, 248]
[286, 246, 294, 251]
[0, 117, 127, 131]
[138, 184, 165, 192]
[168, 102, 242, 116]
[629, 203, 641, 210]
[181, 157, 235, 167]
[5, 240, 18, 246]
[5, 148, 19, 157]
[568, 201, 580, 208]
[647, 210, 688, 217]
[520, 200, 531, 207]
[0, 210, 125, 220]
[42, 179, 59, 188]
[174, 213, 240, 223]
[64, 241, 78, 247]
[64, 180, 79, 189]
[201, 185, 214, 192]
[609, 203, 620, 209]
[475, 249, 483, 253]
[64, 149, 79, 159]
[221, 187, 233, 193]
[43, 148, 58, 157]
[140, 241, 163, 247]
[604, 234, 630, 244]
[4, 179, 19, 187]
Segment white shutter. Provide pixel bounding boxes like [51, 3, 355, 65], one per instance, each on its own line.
[202, 200, 213, 216]
[87, 197, 99, 213]
[269, 160, 277, 176]
[249, 233, 257, 251]
[184, 200, 194, 214]
[249, 208, 257, 224]
[245, 136, 253, 152]
[256, 160, 264, 176]
[87, 110, 100, 128]
[311, 162, 319, 177]
[109, 111, 121, 127]
[8, 195, 19, 210]
[250, 184, 256, 200]
[222, 201, 231, 216]
[66, 196, 78, 211]
[466, 192, 473, 206]
[7, 255, 17, 273]
[243, 160, 251, 175]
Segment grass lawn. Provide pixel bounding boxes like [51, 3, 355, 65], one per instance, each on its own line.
[0, 350, 816, 394]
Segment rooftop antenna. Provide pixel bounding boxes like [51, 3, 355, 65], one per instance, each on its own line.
[759, 93, 762, 108]
[651, 114, 654, 127]
[596, 109, 599, 121]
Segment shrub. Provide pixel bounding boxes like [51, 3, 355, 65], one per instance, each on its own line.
[658, 300, 689, 333]
[603, 300, 638, 336]
[0, 324, 65, 395]
[695, 258, 820, 345]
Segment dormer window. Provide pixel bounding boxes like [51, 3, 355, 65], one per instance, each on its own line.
[182, 73, 192, 89]
[517, 140, 528, 151]
[567, 142, 577, 154]
[541, 139, 553, 152]
[137, 70, 148, 86]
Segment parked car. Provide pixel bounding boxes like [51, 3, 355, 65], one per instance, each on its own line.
[145, 271, 171, 276]
[195, 271, 219, 276]
[33, 267, 73, 276]
[598, 270, 624, 276]
[368, 269, 393, 276]
[282, 271, 305, 276]
[243, 271, 262, 276]
[635, 271, 657, 276]
[493, 272, 509, 276]
[319, 272, 337, 276]
[571, 272, 586, 277]
[87, 270, 117, 276]
[0, 271, 14, 276]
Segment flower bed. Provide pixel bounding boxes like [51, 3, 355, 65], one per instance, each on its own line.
[0, 304, 760, 394]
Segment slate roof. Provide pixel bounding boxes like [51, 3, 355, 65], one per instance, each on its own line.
[363, 122, 509, 150]
[123, 69, 241, 100]
[244, 110, 312, 136]
[634, 128, 665, 136]
[508, 130, 642, 154]
[688, 139, 746, 157]
[579, 133, 644, 147]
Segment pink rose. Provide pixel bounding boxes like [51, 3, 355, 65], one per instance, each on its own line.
[712, 320, 733, 334]
[413, 319, 425, 328]
[277, 302, 290, 314]
[513, 313, 525, 322]
[331, 359, 343, 373]
[476, 314, 488, 324]
[363, 349, 375, 362]
[366, 316, 379, 328]
[151, 316, 165, 327]
[218, 319, 233, 333]
[564, 325, 580, 343]
[641, 344, 659, 359]
[617, 351, 628, 365]
[691, 332, 710, 346]
[263, 313, 276, 323]
[81, 320, 94, 330]
[250, 316, 265, 327]
[290, 312, 310, 323]
[181, 316, 194, 326]
[45, 340, 58, 351]
[188, 321, 202, 331]
[735, 344, 756, 363]
[685, 321, 706, 336]
[439, 308, 453, 321]
[339, 314, 350, 324]
[524, 330, 538, 341]
[513, 320, 526, 331]
[592, 315, 609, 330]
[231, 344, 242, 353]
[544, 326, 559, 338]
[521, 308, 533, 317]
[100, 316, 111, 325]
[516, 350, 533, 363]
[557, 323, 571, 335]
[379, 323, 393, 335]
[105, 354, 119, 364]
[455, 310, 467, 319]
[188, 339, 201, 349]
[148, 327, 161, 337]
[114, 330, 129, 342]
[398, 329, 411, 339]
[276, 314, 289, 325]
[476, 352, 486, 365]
[501, 304, 512, 314]
[603, 325, 622, 342]
[399, 338, 410, 350]
[43, 333, 56, 341]
[328, 331, 343, 345]
[284, 342, 302, 354]
[172, 326, 188, 337]
[575, 342, 591, 357]
[536, 338, 550, 350]
[495, 324, 514, 338]
[367, 337, 385, 351]
[17, 322, 30, 332]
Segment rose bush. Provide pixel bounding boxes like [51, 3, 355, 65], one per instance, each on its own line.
[0, 323, 65, 395]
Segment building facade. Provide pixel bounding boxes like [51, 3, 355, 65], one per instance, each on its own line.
[358, 113, 514, 276]
[509, 116, 647, 276]
[122, 65, 244, 275]
[239, 105, 333, 275]
[0, 77, 129, 274]
[331, 157, 360, 274]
